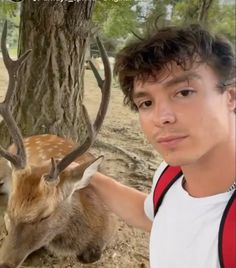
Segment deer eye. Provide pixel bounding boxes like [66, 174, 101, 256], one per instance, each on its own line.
[39, 214, 51, 222]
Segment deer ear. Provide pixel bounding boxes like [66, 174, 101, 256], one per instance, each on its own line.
[49, 156, 102, 200]
[66, 156, 104, 193]
[77, 156, 104, 189]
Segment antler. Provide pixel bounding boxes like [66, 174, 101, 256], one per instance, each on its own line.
[0, 21, 31, 169]
[46, 36, 112, 180]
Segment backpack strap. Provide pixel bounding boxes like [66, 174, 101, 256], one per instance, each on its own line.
[218, 189, 236, 268]
[153, 165, 182, 217]
[153, 165, 235, 267]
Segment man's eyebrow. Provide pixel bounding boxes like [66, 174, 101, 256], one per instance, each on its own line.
[133, 91, 148, 100]
[164, 72, 202, 88]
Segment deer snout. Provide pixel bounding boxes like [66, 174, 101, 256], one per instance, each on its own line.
[0, 234, 28, 268]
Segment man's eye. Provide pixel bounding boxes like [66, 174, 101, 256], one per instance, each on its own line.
[138, 100, 152, 109]
[176, 89, 195, 97]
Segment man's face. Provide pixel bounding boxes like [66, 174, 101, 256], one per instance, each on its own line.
[133, 63, 235, 166]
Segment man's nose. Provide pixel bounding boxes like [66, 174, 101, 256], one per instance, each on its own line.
[152, 101, 176, 127]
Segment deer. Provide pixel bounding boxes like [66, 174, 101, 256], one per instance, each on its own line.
[0, 22, 113, 268]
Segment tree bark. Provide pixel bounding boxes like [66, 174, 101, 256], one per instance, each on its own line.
[0, 0, 96, 147]
[198, 0, 214, 23]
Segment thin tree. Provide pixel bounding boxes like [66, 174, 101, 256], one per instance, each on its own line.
[198, 0, 214, 23]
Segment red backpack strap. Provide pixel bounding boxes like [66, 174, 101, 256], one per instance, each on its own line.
[153, 165, 182, 217]
[218, 190, 236, 268]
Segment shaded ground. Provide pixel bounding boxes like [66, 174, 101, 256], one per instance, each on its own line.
[0, 59, 162, 268]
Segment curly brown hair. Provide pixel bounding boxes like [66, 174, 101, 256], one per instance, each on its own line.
[114, 24, 235, 110]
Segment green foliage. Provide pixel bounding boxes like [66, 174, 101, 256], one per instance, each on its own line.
[172, 0, 200, 24]
[172, 0, 235, 42]
[142, 0, 168, 31]
[1, 0, 235, 51]
[93, 0, 139, 39]
[0, 0, 19, 19]
[0, 0, 20, 49]
[208, 3, 235, 42]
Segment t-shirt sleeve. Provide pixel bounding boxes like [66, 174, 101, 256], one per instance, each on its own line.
[144, 161, 168, 221]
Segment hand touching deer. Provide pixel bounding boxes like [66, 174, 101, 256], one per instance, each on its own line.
[0, 22, 113, 268]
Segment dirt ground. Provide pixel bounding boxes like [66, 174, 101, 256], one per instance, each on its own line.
[0, 59, 162, 268]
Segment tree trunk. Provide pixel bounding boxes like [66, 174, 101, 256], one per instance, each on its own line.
[0, 0, 96, 147]
[198, 0, 214, 23]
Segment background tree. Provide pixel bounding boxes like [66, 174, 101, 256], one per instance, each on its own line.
[93, 0, 235, 43]
[172, 0, 235, 41]
[0, 1, 19, 50]
[0, 0, 96, 146]
[93, 0, 139, 39]
[198, 0, 214, 22]
[207, 1, 235, 42]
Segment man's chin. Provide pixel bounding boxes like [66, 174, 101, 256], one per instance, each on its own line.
[162, 155, 196, 167]
[155, 145, 198, 166]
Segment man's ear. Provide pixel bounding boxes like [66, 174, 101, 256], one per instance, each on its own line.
[227, 84, 236, 112]
[60, 156, 104, 198]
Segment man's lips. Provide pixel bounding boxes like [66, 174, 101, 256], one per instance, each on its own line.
[156, 135, 188, 146]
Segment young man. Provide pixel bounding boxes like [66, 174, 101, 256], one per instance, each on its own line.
[90, 24, 235, 267]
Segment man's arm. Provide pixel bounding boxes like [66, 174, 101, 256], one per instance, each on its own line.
[90, 172, 152, 232]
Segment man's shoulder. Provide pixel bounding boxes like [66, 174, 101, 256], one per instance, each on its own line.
[153, 161, 169, 184]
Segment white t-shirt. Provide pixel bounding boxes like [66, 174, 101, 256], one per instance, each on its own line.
[144, 161, 234, 268]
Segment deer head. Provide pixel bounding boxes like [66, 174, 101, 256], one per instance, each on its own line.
[0, 21, 112, 268]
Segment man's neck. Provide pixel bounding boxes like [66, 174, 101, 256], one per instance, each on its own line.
[181, 136, 235, 198]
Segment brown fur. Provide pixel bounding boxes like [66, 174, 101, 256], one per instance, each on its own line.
[0, 135, 114, 268]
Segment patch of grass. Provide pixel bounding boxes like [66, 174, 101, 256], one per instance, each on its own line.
[9, 47, 17, 58]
